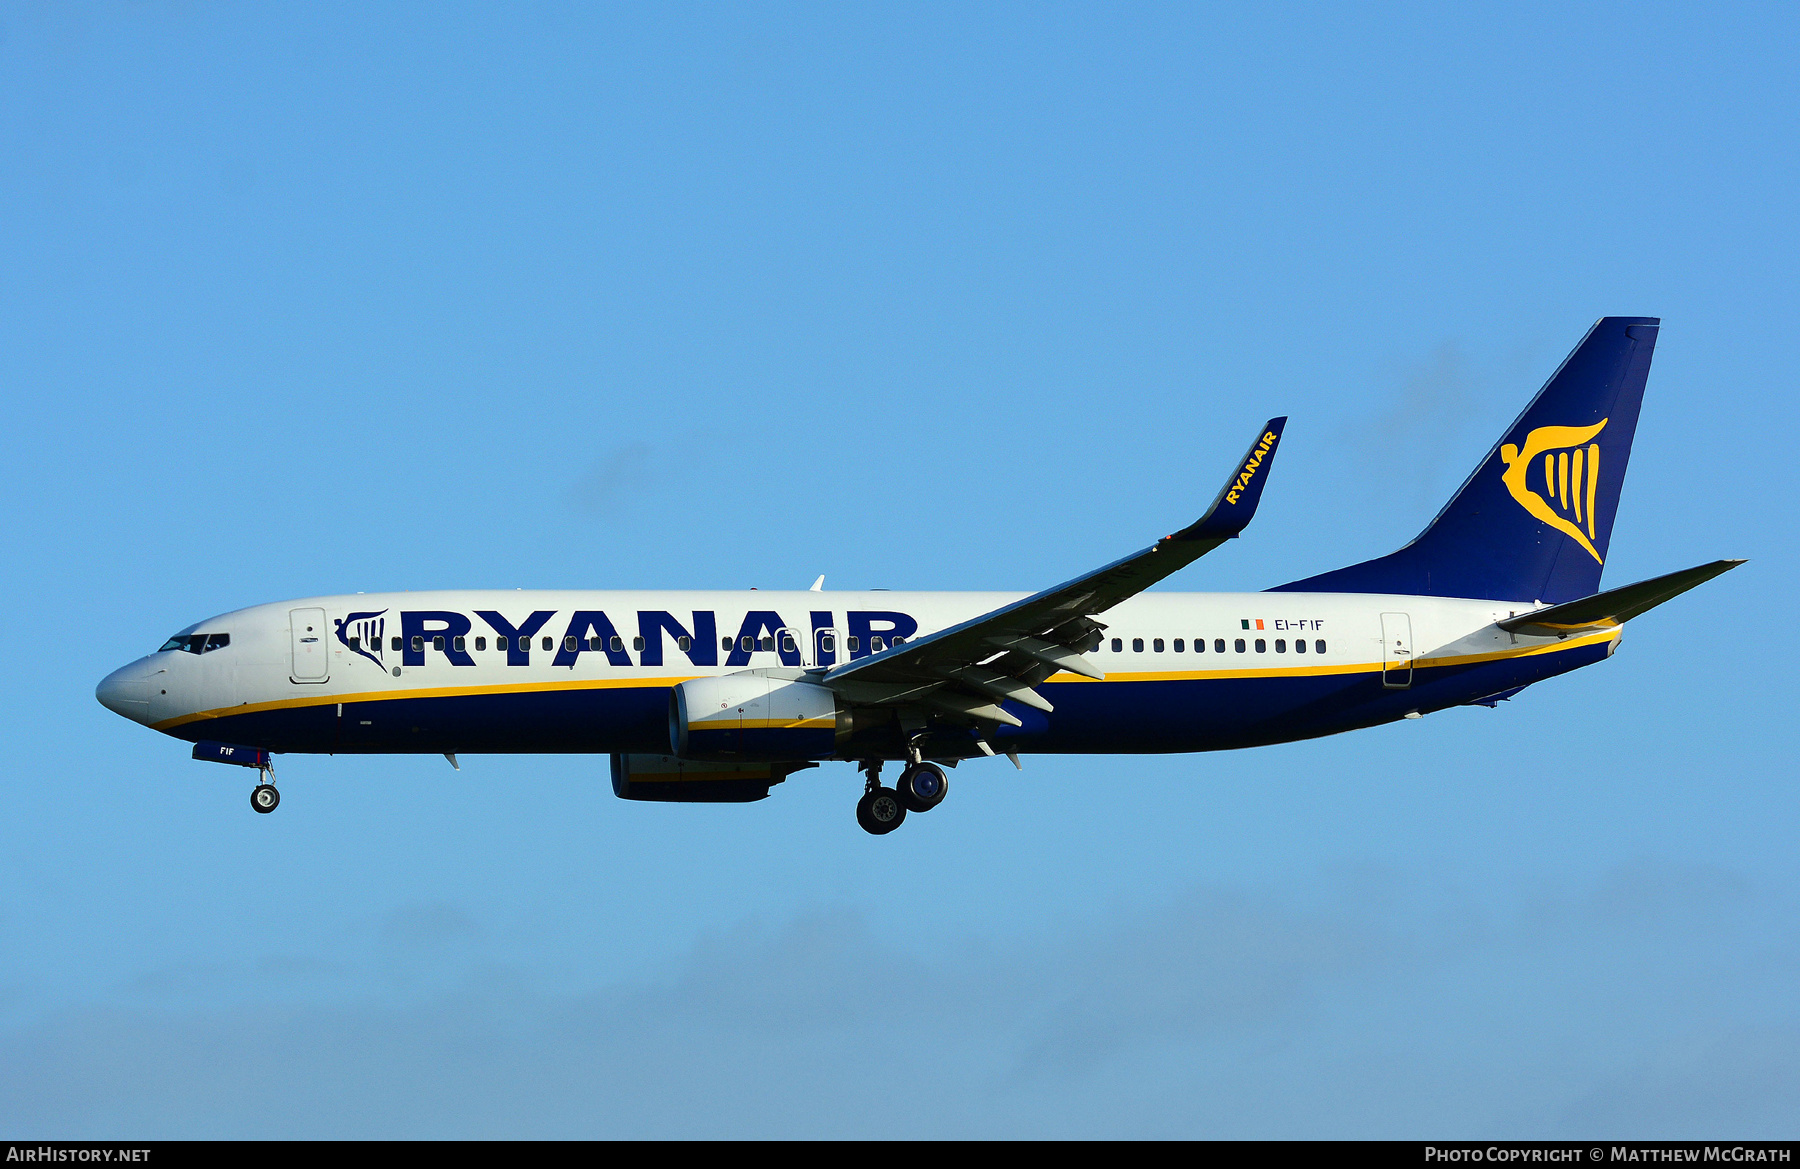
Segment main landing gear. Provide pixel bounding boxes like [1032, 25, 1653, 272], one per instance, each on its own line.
[855, 759, 950, 835]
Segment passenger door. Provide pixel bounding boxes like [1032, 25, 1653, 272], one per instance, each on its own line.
[290, 607, 330, 683]
[1380, 612, 1412, 689]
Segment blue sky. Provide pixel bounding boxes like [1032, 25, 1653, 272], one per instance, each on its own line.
[2, 2, 1795, 1137]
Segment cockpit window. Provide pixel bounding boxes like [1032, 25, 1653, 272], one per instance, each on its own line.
[158, 633, 230, 654]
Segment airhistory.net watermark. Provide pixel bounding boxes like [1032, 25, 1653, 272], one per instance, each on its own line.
[6, 1151, 151, 1163]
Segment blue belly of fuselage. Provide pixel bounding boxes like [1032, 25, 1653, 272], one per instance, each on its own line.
[163, 639, 1606, 758]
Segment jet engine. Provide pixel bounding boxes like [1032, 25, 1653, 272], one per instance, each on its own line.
[670, 674, 842, 761]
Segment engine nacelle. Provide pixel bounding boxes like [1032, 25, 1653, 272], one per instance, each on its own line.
[671, 674, 841, 761]
[611, 754, 815, 803]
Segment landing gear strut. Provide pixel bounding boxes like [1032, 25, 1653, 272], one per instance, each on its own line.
[251, 762, 279, 814]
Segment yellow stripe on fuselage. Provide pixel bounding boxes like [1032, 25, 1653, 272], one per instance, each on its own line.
[1042, 628, 1617, 683]
[691, 718, 836, 730]
[154, 630, 1617, 732]
[153, 674, 707, 732]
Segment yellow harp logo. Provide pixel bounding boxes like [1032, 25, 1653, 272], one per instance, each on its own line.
[1499, 419, 1608, 564]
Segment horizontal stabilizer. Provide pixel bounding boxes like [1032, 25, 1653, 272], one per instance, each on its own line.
[1499, 559, 1745, 633]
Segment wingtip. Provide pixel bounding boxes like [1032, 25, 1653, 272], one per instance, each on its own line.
[1175, 416, 1288, 540]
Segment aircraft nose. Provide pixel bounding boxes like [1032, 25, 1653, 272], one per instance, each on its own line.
[96, 659, 154, 724]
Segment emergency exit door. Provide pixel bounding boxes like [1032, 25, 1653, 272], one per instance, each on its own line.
[290, 607, 329, 683]
[1380, 612, 1413, 689]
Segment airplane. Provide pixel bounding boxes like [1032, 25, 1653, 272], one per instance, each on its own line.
[96, 317, 1742, 834]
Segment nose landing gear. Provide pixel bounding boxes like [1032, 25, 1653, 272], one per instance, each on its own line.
[249, 758, 279, 814]
[191, 741, 281, 814]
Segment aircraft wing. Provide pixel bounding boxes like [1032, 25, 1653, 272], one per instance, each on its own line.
[1498, 559, 1745, 635]
[818, 418, 1287, 727]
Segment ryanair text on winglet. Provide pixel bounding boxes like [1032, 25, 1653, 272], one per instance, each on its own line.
[1224, 430, 1280, 506]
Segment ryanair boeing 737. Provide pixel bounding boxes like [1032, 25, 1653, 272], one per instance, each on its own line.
[96, 317, 1741, 833]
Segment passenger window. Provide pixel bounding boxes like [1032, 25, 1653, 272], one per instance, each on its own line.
[759, 636, 774, 652]
[1132, 638, 1144, 652]
[871, 636, 886, 652]
[780, 633, 796, 654]
[412, 636, 424, 652]
[454, 636, 465, 652]
[1111, 638, 1122, 652]
[1215, 639, 1227, 653]
[633, 636, 645, 652]
[495, 636, 508, 651]
[588, 636, 601, 651]
[740, 636, 754, 652]
[1315, 639, 1327, 654]
[1153, 638, 1164, 653]
[392, 637, 403, 652]
[1173, 639, 1184, 652]
[476, 636, 487, 651]
[819, 634, 834, 653]
[1255, 639, 1266, 653]
[677, 635, 692, 651]
[347, 637, 360, 650]
[1275, 639, 1285, 653]
[541, 636, 553, 651]
[609, 636, 624, 652]
[891, 636, 905, 647]
[1193, 638, 1204, 653]
[1294, 638, 1306, 653]
[432, 635, 444, 651]
[847, 636, 860, 652]
[1234, 638, 1246, 653]
[563, 636, 577, 652]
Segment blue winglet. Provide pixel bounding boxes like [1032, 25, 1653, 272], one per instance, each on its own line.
[1174, 417, 1287, 540]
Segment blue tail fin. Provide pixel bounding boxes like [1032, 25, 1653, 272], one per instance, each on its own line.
[1271, 316, 1660, 603]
